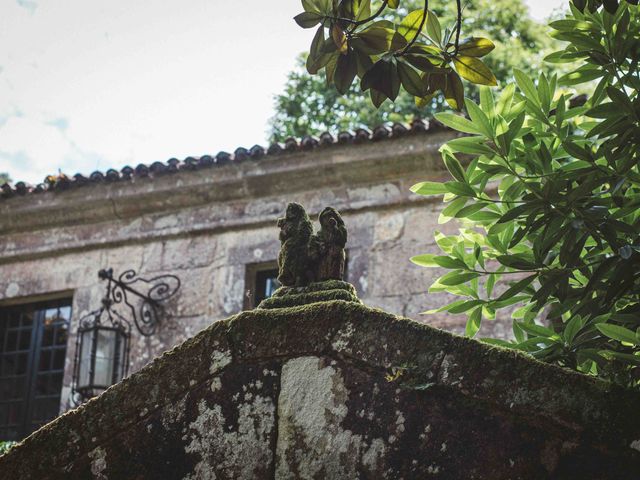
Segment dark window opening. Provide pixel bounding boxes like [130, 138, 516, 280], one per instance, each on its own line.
[244, 262, 280, 310]
[0, 298, 72, 441]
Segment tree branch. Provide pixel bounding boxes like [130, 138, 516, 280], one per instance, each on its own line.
[396, 0, 429, 56]
[453, 0, 462, 55]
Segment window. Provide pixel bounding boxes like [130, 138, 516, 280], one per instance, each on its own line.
[0, 299, 71, 441]
[244, 261, 280, 309]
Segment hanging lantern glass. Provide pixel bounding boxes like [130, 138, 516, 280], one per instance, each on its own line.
[72, 303, 130, 402]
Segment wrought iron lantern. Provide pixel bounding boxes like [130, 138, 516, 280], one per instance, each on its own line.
[72, 268, 180, 403]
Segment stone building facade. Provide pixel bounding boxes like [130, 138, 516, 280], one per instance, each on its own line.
[0, 120, 509, 440]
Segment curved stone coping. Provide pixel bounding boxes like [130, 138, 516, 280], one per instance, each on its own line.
[1, 300, 639, 476]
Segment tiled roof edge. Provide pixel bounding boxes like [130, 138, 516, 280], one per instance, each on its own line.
[0, 118, 449, 200]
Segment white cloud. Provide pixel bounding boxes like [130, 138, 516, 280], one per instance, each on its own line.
[0, 0, 566, 184]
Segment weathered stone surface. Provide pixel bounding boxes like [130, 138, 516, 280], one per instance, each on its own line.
[1, 301, 639, 479]
[0, 131, 476, 412]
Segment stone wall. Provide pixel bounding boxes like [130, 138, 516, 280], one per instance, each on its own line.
[0, 130, 515, 412]
[0, 300, 638, 479]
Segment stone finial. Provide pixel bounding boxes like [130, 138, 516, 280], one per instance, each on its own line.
[276, 202, 314, 287]
[267, 203, 358, 309]
[314, 207, 347, 281]
[276, 203, 347, 288]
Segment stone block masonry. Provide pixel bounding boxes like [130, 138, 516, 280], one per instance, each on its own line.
[0, 300, 639, 479]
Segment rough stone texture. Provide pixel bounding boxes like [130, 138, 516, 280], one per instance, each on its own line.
[1, 300, 639, 479]
[0, 132, 509, 411]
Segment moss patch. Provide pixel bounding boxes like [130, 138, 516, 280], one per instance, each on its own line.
[258, 280, 360, 309]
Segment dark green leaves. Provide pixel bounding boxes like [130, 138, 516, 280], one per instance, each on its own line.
[361, 59, 400, 100]
[335, 51, 357, 94]
[293, 4, 498, 108]
[294, 11, 324, 28]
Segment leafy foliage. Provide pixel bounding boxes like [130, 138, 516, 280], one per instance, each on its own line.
[411, 0, 640, 387]
[272, 0, 557, 141]
[0, 173, 10, 186]
[294, 0, 497, 112]
[0, 441, 16, 455]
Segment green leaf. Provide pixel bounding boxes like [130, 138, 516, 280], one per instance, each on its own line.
[455, 203, 487, 218]
[306, 27, 329, 74]
[398, 9, 426, 41]
[496, 275, 536, 301]
[294, 11, 323, 28]
[361, 58, 401, 100]
[466, 307, 482, 337]
[563, 315, 584, 345]
[410, 254, 438, 267]
[354, 0, 371, 21]
[456, 37, 495, 57]
[410, 181, 448, 195]
[496, 254, 537, 270]
[445, 136, 495, 155]
[443, 71, 465, 110]
[370, 88, 386, 108]
[453, 56, 497, 86]
[434, 112, 480, 134]
[596, 324, 638, 345]
[352, 25, 398, 55]
[449, 300, 485, 314]
[439, 271, 481, 286]
[464, 98, 493, 138]
[397, 62, 427, 96]
[425, 10, 442, 46]
[432, 256, 468, 269]
[517, 322, 557, 339]
[334, 51, 357, 94]
[558, 68, 603, 86]
[443, 152, 466, 181]
[444, 181, 475, 197]
[440, 197, 468, 219]
[513, 69, 539, 104]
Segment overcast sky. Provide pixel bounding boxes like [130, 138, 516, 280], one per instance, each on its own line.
[0, 0, 565, 184]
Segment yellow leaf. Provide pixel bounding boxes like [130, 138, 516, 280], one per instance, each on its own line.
[452, 55, 497, 86]
[456, 37, 495, 57]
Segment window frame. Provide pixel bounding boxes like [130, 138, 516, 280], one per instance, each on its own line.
[0, 297, 72, 440]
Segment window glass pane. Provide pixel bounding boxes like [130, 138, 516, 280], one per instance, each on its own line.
[18, 331, 31, 351]
[43, 308, 60, 327]
[53, 349, 65, 371]
[58, 306, 72, 321]
[39, 350, 52, 371]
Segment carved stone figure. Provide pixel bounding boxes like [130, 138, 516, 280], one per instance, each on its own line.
[276, 203, 347, 287]
[277, 202, 314, 287]
[314, 207, 347, 281]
